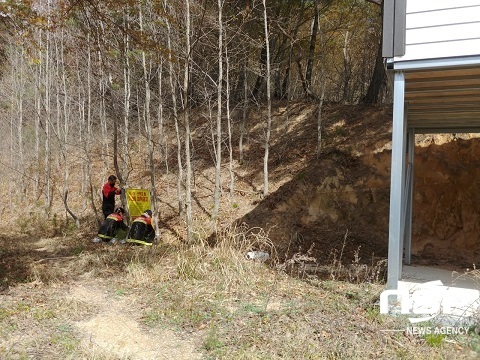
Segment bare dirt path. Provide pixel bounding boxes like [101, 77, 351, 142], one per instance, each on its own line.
[68, 280, 203, 359]
[0, 234, 203, 359]
[1, 278, 203, 359]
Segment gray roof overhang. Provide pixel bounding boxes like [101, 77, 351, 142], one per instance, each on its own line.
[386, 55, 480, 134]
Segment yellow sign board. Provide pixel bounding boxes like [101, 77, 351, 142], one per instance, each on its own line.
[126, 188, 151, 222]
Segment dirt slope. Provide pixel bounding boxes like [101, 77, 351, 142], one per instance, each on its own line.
[234, 102, 480, 272]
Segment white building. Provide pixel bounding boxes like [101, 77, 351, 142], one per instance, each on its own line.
[383, 0, 480, 289]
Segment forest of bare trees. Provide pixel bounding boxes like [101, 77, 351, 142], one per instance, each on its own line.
[0, 0, 386, 239]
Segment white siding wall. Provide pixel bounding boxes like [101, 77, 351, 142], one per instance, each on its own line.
[394, 0, 480, 62]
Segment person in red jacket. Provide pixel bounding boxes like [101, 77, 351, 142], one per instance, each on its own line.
[93, 207, 128, 244]
[102, 175, 122, 219]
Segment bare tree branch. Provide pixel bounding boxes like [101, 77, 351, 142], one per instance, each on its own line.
[63, 190, 80, 228]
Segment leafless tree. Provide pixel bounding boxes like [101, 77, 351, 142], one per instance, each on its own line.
[212, 0, 224, 219]
[262, 0, 272, 197]
[139, 4, 158, 212]
[183, 0, 193, 242]
[226, 44, 234, 198]
[164, 0, 184, 215]
[316, 11, 326, 159]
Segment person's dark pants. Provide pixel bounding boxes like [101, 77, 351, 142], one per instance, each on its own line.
[103, 206, 114, 219]
[146, 230, 155, 242]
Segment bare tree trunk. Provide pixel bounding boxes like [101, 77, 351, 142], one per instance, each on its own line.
[9, 79, 15, 208]
[112, 72, 121, 185]
[280, 37, 294, 155]
[139, 6, 158, 212]
[165, 0, 183, 215]
[342, 30, 351, 103]
[239, 55, 248, 164]
[209, 98, 216, 172]
[316, 18, 326, 159]
[281, 34, 294, 100]
[34, 32, 42, 195]
[60, 28, 79, 226]
[212, 0, 223, 219]
[362, 0, 386, 105]
[97, 26, 109, 179]
[361, 40, 386, 104]
[76, 56, 86, 195]
[262, 0, 272, 197]
[136, 88, 141, 134]
[305, 0, 319, 94]
[82, 32, 95, 225]
[226, 45, 234, 198]
[54, 33, 61, 172]
[44, 17, 52, 215]
[184, 0, 193, 242]
[15, 46, 25, 202]
[157, 62, 168, 191]
[122, 14, 131, 183]
[252, 45, 267, 100]
[89, 179, 101, 226]
[63, 190, 80, 228]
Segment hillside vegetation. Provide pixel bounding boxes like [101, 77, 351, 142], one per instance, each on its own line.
[2, 102, 480, 359]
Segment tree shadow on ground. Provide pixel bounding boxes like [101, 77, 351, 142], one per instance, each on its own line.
[0, 234, 78, 293]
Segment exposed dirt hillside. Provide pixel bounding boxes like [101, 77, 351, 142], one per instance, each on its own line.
[231, 102, 480, 272]
[410, 134, 480, 268]
[238, 103, 393, 268]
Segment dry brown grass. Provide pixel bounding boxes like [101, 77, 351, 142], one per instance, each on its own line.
[1, 223, 479, 359]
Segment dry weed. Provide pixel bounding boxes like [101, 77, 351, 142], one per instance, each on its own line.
[1, 225, 478, 359]
[276, 229, 387, 285]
